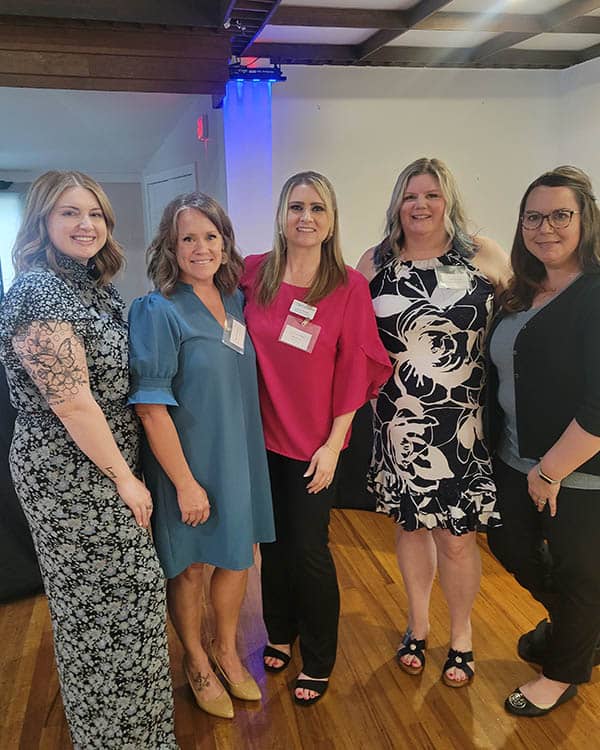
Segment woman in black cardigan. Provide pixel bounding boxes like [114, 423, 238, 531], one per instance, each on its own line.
[487, 166, 600, 717]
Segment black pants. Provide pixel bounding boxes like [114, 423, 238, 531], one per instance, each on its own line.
[487, 458, 600, 683]
[260, 451, 340, 678]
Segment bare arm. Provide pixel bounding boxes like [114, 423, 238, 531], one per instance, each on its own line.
[12, 320, 152, 528]
[305, 410, 356, 494]
[356, 247, 378, 282]
[472, 235, 512, 298]
[135, 403, 210, 526]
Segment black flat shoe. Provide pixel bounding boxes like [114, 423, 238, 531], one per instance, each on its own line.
[293, 678, 329, 706]
[518, 620, 600, 667]
[505, 684, 577, 717]
[263, 645, 291, 673]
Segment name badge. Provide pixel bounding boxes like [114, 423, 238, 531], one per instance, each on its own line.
[222, 314, 246, 354]
[435, 266, 470, 290]
[290, 299, 317, 320]
[279, 314, 321, 353]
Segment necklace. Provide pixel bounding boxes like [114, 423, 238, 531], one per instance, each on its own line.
[539, 271, 580, 295]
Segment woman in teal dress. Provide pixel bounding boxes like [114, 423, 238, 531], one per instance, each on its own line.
[128, 193, 275, 720]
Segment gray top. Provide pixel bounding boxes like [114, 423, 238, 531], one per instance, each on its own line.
[490, 303, 600, 490]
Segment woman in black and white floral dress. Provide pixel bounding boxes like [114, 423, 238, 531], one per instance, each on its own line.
[358, 157, 510, 687]
[0, 171, 177, 749]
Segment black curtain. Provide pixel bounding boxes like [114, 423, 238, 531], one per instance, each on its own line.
[0, 259, 43, 602]
[335, 402, 376, 511]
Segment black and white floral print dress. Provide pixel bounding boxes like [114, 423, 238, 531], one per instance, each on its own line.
[0, 255, 178, 749]
[368, 246, 500, 535]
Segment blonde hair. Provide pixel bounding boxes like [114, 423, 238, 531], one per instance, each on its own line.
[146, 193, 244, 297]
[375, 157, 475, 268]
[12, 170, 124, 286]
[255, 171, 347, 306]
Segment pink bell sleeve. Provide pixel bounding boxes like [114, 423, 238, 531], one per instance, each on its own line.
[332, 271, 392, 417]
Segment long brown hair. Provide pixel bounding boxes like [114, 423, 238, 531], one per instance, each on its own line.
[254, 171, 347, 306]
[501, 165, 600, 312]
[12, 170, 124, 286]
[146, 192, 244, 297]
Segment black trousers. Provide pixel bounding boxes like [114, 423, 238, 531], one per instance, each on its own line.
[487, 458, 600, 684]
[260, 451, 340, 678]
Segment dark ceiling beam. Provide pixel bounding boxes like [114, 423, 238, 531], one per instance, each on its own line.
[546, 0, 600, 27]
[468, 0, 600, 61]
[269, 7, 600, 34]
[271, 7, 407, 29]
[419, 12, 600, 34]
[229, 0, 282, 56]
[248, 41, 577, 68]
[244, 42, 356, 63]
[369, 45, 577, 68]
[0, 16, 230, 95]
[216, 2, 237, 26]
[0, 0, 220, 27]
[417, 12, 544, 33]
[355, 0, 454, 61]
[576, 40, 600, 63]
[557, 16, 600, 32]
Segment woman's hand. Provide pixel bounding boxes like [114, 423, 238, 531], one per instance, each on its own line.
[176, 479, 211, 526]
[304, 444, 339, 494]
[527, 464, 561, 517]
[115, 474, 154, 529]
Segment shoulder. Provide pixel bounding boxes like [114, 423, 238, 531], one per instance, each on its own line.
[243, 252, 269, 273]
[355, 247, 378, 282]
[241, 252, 269, 290]
[471, 235, 511, 289]
[577, 273, 600, 310]
[346, 266, 370, 290]
[2, 269, 80, 316]
[8, 268, 68, 297]
[129, 290, 177, 322]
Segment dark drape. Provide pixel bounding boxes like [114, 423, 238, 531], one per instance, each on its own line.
[0, 363, 43, 602]
[335, 402, 376, 511]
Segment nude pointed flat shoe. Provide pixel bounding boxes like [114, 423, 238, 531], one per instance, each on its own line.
[210, 644, 262, 701]
[183, 656, 234, 719]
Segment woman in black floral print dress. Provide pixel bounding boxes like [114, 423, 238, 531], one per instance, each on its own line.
[358, 157, 510, 688]
[0, 171, 178, 749]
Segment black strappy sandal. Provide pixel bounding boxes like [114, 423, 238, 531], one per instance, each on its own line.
[293, 677, 329, 706]
[262, 644, 291, 673]
[441, 648, 475, 688]
[396, 630, 426, 676]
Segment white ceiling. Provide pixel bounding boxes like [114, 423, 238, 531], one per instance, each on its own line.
[253, 0, 600, 66]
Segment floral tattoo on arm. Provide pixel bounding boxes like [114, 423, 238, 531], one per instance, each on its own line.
[12, 320, 88, 407]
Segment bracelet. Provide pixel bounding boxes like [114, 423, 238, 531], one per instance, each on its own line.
[537, 464, 561, 485]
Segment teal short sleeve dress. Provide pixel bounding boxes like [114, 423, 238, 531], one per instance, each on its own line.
[128, 283, 275, 578]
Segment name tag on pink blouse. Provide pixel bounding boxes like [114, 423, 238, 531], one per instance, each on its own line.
[278, 299, 321, 353]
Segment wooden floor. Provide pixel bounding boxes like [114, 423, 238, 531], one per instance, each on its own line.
[1, 509, 599, 750]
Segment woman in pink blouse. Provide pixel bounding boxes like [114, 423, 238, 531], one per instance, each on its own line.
[241, 171, 391, 705]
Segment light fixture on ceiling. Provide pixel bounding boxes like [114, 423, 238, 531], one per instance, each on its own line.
[228, 62, 286, 83]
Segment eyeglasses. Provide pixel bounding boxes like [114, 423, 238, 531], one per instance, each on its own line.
[521, 209, 580, 231]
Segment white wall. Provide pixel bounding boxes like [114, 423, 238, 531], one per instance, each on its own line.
[272, 66, 562, 264]
[559, 57, 600, 192]
[102, 182, 148, 304]
[143, 97, 227, 208]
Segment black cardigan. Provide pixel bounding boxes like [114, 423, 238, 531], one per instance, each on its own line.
[485, 273, 600, 476]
